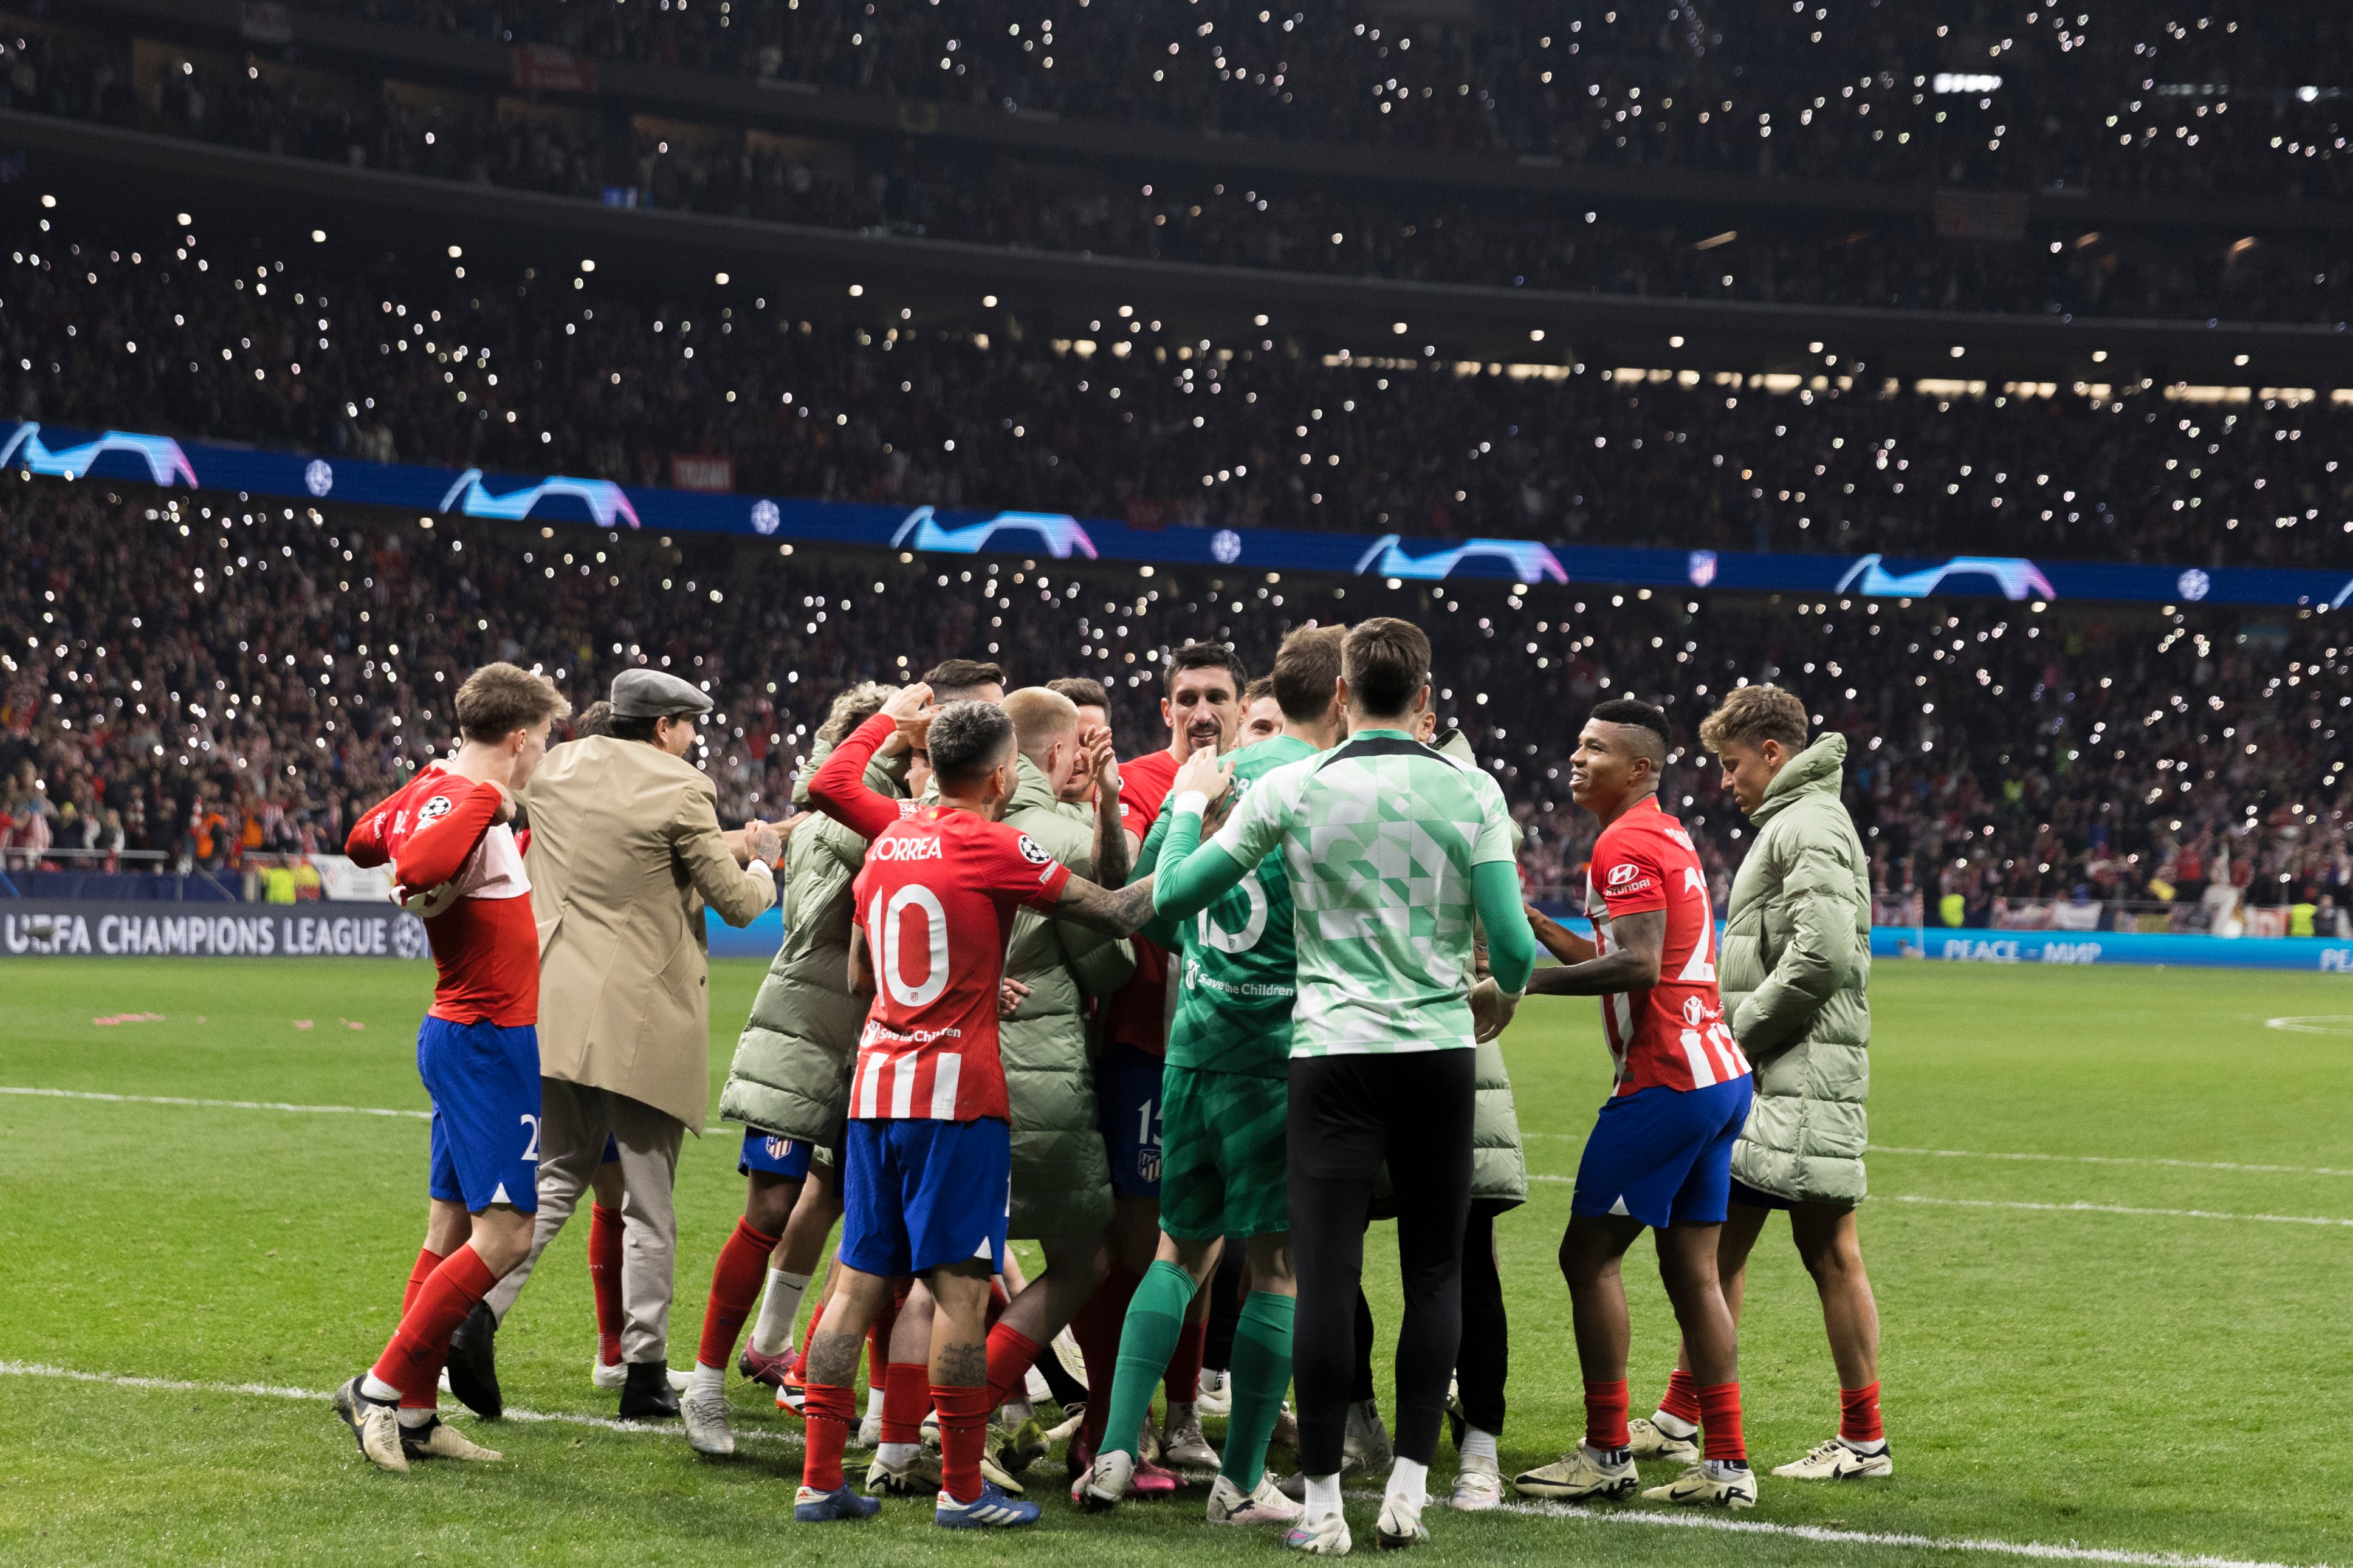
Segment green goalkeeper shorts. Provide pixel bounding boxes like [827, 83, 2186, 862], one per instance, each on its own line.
[1158, 1064, 1288, 1242]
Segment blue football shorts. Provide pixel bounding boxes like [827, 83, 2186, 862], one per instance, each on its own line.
[739, 1129, 814, 1181]
[1570, 1076, 1754, 1231]
[418, 1015, 541, 1214]
[1096, 1039, 1166, 1198]
[840, 1117, 1011, 1278]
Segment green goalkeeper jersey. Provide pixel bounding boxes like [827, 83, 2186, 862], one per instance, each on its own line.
[1139, 734, 1317, 1079]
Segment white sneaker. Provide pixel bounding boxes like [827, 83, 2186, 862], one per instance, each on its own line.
[1077, 1448, 1134, 1512]
[1208, 1472, 1304, 1526]
[1773, 1437, 1894, 1481]
[400, 1417, 503, 1463]
[1449, 1454, 1503, 1511]
[1641, 1460, 1759, 1508]
[1197, 1368, 1233, 1418]
[1162, 1405, 1220, 1470]
[1283, 1512, 1353, 1556]
[1627, 1416, 1699, 1464]
[1512, 1446, 1637, 1502]
[853, 1407, 883, 1450]
[682, 1388, 735, 1456]
[1042, 1402, 1085, 1443]
[1375, 1494, 1429, 1550]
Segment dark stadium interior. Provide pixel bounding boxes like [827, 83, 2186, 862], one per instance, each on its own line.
[1, 0, 2348, 934]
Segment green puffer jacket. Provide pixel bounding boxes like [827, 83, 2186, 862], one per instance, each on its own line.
[715, 737, 905, 1149]
[1000, 757, 1133, 1238]
[1723, 733, 1874, 1206]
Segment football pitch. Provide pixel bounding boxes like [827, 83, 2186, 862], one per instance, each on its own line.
[2, 957, 2349, 1567]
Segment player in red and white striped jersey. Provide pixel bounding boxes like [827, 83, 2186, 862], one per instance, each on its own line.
[328, 663, 569, 1473]
[789, 686, 1071, 1529]
[1509, 697, 1758, 1510]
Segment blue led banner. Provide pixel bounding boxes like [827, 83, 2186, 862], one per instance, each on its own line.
[15, 420, 2351, 611]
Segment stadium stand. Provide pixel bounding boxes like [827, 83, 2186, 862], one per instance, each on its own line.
[3, 484, 2346, 933]
[5, 230, 2350, 564]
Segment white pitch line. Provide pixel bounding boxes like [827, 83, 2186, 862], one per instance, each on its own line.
[1, 1365, 2317, 1568]
[1504, 1499, 2325, 1568]
[0, 1085, 431, 1119]
[1528, 1177, 2353, 1227]
[0, 1360, 800, 1447]
[1525, 1134, 2353, 1180]
[1868, 1145, 2353, 1179]
[1889, 1194, 2353, 1228]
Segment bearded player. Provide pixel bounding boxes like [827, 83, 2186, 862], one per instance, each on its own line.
[1079, 625, 1348, 1528]
[1504, 698, 1757, 1509]
[1070, 642, 1246, 1479]
[329, 663, 569, 1471]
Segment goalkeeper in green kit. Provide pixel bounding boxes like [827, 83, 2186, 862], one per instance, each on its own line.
[1077, 626, 1349, 1528]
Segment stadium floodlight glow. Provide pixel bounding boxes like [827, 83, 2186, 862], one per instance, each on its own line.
[715, 272, 729, 285]
[438, 468, 641, 530]
[39, 194, 54, 208]
[983, 294, 999, 307]
[580, 259, 596, 272]
[1352, 534, 1568, 583]
[176, 211, 192, 225]
[891, 506, 1099, 560]
[1834, 554, 2058, 602]
[447, 245, 462, 259]
[311, 229, 326, 243]
[0, 423, 197, 486]
[1933, 72, 2002, 92]
[849, 284, 864, 296]
[1530, 329, 1545, 342]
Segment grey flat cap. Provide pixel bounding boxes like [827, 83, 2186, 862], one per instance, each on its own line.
[611, 667, 715, 719]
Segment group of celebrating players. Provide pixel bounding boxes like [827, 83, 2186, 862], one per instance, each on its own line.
[328, 611, 1890, 1554]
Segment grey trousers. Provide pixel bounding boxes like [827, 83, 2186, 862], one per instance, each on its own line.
[483, 1077, 685, 1365]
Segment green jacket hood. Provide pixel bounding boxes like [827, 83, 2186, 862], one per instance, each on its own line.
[1750, 732, 1848, 827]
[1007, 753, 1060, 815]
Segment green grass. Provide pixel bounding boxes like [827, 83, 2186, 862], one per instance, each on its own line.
[2, 957, 2349, 1566]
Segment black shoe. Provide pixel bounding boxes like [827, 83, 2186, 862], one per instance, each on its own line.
[619, 1360, 681, 1420]
[444, 1301, 503, 1420]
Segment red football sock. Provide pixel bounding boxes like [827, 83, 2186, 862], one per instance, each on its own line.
[802, 1380, 855, 1493]
[1699, 1381, 1747, 1463]
[402, 1247, 445, 1320]
[1839, 1381, 1884, 1444]
[933, 1383, 992, 1504]
[1660, 1367, 1704, 1425]
[1165, 1318, 1206, 1405]
[397, 1247, 453, 1411]
[696, 1217, 782, 1370]
[372, 1244, 497, 1402]
[1584, 1378, 1630, 1452]
[882, 1359, 930, 1445]
[792, 1298, 825, 1376]
[1075, 1263, 1141, 1445]
[867, 1290, 902, 1388]
[588, 1205, 625, 1366]
[983, 1323, 1042, 1414]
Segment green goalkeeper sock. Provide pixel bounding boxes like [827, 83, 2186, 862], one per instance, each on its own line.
[1219, 1290, 1295, 1492]
[1102, 1260, 1196, 1461]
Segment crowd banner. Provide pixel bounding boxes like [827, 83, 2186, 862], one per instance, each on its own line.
[11, 420, 2351, 611]
[0, 900, 428, 958]
[1871, 925, 2353, 971]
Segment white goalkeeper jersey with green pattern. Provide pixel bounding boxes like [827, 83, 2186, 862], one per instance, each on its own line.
[1203, 728, 1519, 1057]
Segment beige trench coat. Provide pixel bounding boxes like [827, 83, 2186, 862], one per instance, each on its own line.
[521, 734, 775, 1131]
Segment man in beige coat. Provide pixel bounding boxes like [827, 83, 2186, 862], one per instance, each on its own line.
[451, 668, 780, 1420]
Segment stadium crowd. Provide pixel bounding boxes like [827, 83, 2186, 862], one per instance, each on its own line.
[15, 23, 2351, 324]
[249, 0, 2353, 202]
[10, 233, 2353, 569]
[4, 482, 2347, 934]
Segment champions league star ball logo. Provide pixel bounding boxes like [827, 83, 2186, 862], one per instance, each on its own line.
[2177, 568, 2211, 602]
[750, 499, 782, 535]
[1211, 529, 1243, 564]
[1017, 834, 1053, 866]
[390, 912, 429, 959]
[304, 459, 334, 497]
